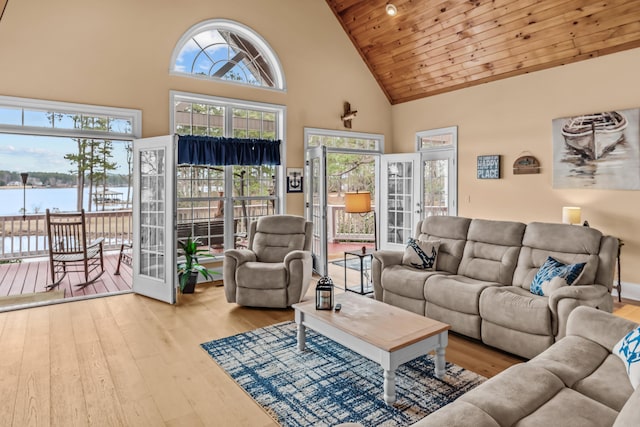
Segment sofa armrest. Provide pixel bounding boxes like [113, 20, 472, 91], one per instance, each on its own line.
[224, 248, 256, 266]
[566, 306, 638, 351]
[222, 249, 256, 303]
[284, 249, 310, 265]
[373, 250, 404, 267]
[372, 250, 404, 301]
[284, 250, 313, 305]
[548, 284, 614, 338]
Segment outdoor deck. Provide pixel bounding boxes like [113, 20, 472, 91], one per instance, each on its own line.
[0, 251, 131, 301]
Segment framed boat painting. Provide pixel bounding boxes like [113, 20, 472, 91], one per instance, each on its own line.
[552, 107, 640, 190]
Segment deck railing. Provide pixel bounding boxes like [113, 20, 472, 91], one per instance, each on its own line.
[1, 210, 133, 260]
[1, 205, 448, 260]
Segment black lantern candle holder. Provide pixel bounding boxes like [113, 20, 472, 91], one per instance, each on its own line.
[315, 276, 334, 310]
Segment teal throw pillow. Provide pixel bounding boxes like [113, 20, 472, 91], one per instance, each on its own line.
[613, 326, 640, 389]
[402, 238, 439, 270]
[530, 256, 586, 296]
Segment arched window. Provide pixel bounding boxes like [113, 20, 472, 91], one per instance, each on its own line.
[170, 19, 285, 90]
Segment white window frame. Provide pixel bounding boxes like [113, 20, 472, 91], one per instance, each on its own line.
[170, 90, 286, 214]
[0, 95, 142, 140]
[169, 19, 286, 92]
[416, 126, 458, 217]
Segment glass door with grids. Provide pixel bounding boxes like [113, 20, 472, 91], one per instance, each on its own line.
[305, 145, 327, 276]
[132, 135, 176, 303]
[379, 153, 421, 251]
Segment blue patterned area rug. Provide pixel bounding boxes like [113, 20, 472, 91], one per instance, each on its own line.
[201, 321, 485, 427]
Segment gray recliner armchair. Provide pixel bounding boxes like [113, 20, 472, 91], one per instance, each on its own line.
[223, 215, 313, 308]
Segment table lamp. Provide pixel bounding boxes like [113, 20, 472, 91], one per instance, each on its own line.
[344, 191, 377, 250]
[562, 206, 581, 225]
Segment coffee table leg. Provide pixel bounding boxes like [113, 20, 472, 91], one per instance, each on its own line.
[297, 322, 306, 351]
[435, 345, 446, 379]
[383, 369, 396, 404]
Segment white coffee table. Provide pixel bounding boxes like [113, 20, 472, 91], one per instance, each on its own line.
[292, 292, 449, 405]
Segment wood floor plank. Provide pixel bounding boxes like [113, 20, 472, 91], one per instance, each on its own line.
[0, 283, 635, 426]
[49, 303, 89, 427]
[135, 355, 194, 423]
[13, 307, 51, 426]
[92, 308, 165, 425]
[0, 309, 28, 426]
[120, 395, 166, 427]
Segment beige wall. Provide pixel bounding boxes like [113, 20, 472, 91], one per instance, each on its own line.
[392, 47, 640, 289]
[0, 0, 392, 216]
[2, 0, 639, 291]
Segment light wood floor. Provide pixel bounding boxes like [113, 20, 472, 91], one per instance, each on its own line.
[0, 285, 636, 427]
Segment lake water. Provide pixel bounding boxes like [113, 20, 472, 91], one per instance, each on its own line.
[0, 186, 132, 215]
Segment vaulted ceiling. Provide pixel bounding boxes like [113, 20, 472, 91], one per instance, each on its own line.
[326, 0, 640, 104]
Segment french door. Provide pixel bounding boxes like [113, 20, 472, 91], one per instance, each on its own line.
[305, 145, 328, 276]
[132, 135, 176, 303]
[379, 154, 421, 251]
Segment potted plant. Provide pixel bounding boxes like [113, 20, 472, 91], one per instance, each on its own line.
[177, 235, 217, 294]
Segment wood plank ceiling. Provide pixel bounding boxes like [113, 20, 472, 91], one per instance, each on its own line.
[326, 0, 640, 104]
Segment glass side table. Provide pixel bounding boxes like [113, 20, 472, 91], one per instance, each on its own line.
[343, 249, 374, 295]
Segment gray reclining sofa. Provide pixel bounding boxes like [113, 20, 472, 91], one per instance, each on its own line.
[372, 216, 619, 359]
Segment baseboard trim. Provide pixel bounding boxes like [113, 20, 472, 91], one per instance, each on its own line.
[612, 281, 640, 302]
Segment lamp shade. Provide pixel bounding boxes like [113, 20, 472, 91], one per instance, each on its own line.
[562, 206, 581, 225]
[344, 191, 371, 213]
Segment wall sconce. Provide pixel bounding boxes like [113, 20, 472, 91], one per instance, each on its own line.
[562, 206, 581, 225]
[20, 172, 29, 221]
[385, 3, 398, 16]
[341, 102, 357, 128]
[345, 190, 377, 250]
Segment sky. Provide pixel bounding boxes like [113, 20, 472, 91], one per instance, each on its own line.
[174, 29, 259, 85]
[0, 133, 131, 175]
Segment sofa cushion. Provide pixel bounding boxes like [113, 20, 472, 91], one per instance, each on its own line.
[426, 302, 482, 339]
[251, 215, 309, 263]
[613, 386, 640, 427]
[530, 256, 586, 296]
[481, 320, 554, 359]
[613, 326, 640, 389]
[425, 274, 499, 315]
[381, 265, 442, 300]
[410, 400, 500, 427]
[528, 335, 609, 387]
[457, 219, 525, 285]
[416, 216, 471, 274]
[514, 388, 618, 427]
[573, 354, 634, 411]
[236, 262, 287, 289]
[480, 286, 552, 336]
[402, 238, 439, 270]
[512, 222, 602, 290]
[459, 364, 564, 427]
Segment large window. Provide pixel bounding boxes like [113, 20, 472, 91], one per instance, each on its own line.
[170, 19, 285, 91]
[171, 92, 284, 255]
[0, 96, 141, 258]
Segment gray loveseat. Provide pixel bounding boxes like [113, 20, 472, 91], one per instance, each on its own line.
[412, 306, 639, 427]
[372, 216, 619, 359]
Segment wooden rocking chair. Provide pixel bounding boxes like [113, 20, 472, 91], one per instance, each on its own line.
[46, 209, 105, 289]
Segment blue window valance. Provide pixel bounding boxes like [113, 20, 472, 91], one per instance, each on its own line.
[177, 135, 281, 166]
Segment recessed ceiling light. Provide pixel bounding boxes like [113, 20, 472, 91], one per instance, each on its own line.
[386, 3, 398, 16]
